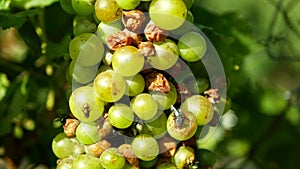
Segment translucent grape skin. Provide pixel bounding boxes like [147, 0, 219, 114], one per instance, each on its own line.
[178, 32, 207, 62]
[72, 154, 104, 169]
[148, 39, 179, 70]
[149, 0, 187, 30]
[56, 157, 73, 169]
[76, 122, 101, 145]
[140, 112, 167, 139]
[181, 95, 214, 126]
[69, 33, 104, 66]
[116, 0, 140, 10]
[72, 0, 95, 16]
[94, 0, 123, 23]
[69, 85, 105, 122]
[124, 74, 145, 97]
[52, 132, 84, 159]
[68, 59, 99, 84]
[94, 69, 126, 102]
[108, 103, 134, 129]
[99, 148, 126, 169]
[112, 46, 145, 77]
[131, 134, 159, 161]
[156, 162, 177, 169]
[131, 93, 158, 120]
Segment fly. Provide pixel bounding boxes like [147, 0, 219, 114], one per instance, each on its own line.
[170, 105, 184, 128]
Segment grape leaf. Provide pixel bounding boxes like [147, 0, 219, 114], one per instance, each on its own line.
[0, 8, 41, 29]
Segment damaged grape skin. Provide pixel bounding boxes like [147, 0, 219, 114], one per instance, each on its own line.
[166, 109, 197, 141]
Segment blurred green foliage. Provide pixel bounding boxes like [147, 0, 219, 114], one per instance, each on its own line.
[0, 0, 299, 169]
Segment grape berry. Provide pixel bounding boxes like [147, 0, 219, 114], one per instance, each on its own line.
[53, 0, 222, 168]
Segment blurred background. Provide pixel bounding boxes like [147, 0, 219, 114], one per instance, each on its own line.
[0, 0, 300, 169]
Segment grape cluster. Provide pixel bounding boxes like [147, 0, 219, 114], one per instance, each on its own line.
[53, 0, 222, 168]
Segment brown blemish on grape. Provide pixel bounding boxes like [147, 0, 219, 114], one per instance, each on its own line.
[146, 72, 171, 93]
[63, 119, 80, 137]
[82, 103, 90, 118]
[122, 10, 146, 33]
[118, 144, 139, 168]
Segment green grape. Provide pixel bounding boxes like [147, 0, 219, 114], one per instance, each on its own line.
[94, 0, 123, 23]
[183, 0, 194, 9]
[96, 20, 122, 44]
[178, 32, 207, 62]
[156, 162, 177, 169]
[72, 154, 103, 169]
[69, 85, 104, 122]
[108, 103, 134, 129]
[94, 70, 126, 102]
[181, 95, 214, 126]
[57, 157, 73, 169]
[131, 134, 159, 161]
[69, 33, 104, 66]
[52, 132, 84, 159]
[149, 82, 177, 110]
[166, 110, 197, 141]
[116, 0, 140, 10]
[171, 146, 195, 168]
[124, 74, 145, 97]
[139, 156, 158, 168]
[140, 112, 167, 139]
[68, 59, 99, 84]
[148, 39, 179, 70]
[149, 0, 187, 30]
[112, 46, 144, 77]
[99, 148, 126, 169]
[60, 0, 76, 14]
[72, 0, 95, 16]
[76, 122, 101, 145]
[73, 15, 97, 36]
[131, 93, 158, 120]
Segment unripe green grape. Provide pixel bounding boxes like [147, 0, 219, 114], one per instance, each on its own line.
[149, 0, 187, 30]
[60, 0, 76, 14]
[171, 146, 195, 168]
[116, 0, 140, 10]
[181, 95, 214, 126]
[68, 59, 99, 84]
[72, 154, 103, 169]
[94, 0, 123, 23]
[178, 32, 207, 62]
[73, 15, 97, 36]
[148, 39, 179, 70]
[131, 93, 158, 120]
[196, 149, 217, 167]
[96, 21, 122, 44]
[69, 33, 104, 66]
[76, 122, 101, 145]
[99, 148, 126, 169]
[112, 46, 144, 77]
[124, 74, 145, 97]
[72, 0, 95, 16]
[149, 82, 177, 110]
[94, 70, 126, 102]
[52, 133, 84, 159]
[108, 103, 134, 129]
[140, 112, 167, 139]
[131, 134, 159, 161]
[69, 85, 105, 122]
